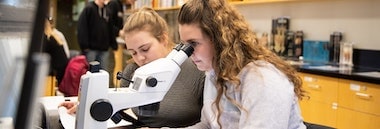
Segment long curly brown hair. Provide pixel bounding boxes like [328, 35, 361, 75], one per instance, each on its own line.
[178, 0, 305, 128]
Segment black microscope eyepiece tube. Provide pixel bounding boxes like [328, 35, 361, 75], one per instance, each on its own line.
[180, 44, 194, 57]
[174, 43, 184, 51]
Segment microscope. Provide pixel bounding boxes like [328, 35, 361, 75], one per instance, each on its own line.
[75, 43, 194, 129]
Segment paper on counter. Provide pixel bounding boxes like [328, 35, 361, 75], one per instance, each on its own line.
[354, 71, 380, 78]
[58, 107, 132, 129]
[58, 107, 75, 129]
[307, 65, 352, 71]
[40, 96, 64, 110]
[40, 96, 78, 110]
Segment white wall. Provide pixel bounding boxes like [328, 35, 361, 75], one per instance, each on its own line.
[0, 33, 29, 117]
[235, 0, 380, 50]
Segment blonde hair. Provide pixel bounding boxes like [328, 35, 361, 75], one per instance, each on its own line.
[178, 0, 305, 127]
[122, 7, 175, 49]
[44, 19, 64, 45]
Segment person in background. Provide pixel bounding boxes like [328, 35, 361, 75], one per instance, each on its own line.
[105, 0, 125, 37]
[104, 0, 126, 87]
[158, 0, 306, 128]
[77, 0, 117, 73]
[47, 16, 70, 58]
[59, 7, 205, 128]
[43, 18, 69, 85]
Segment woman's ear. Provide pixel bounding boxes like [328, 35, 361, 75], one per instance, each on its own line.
[161, 32, 169, 46]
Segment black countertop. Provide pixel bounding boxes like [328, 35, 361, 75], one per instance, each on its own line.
[289, 61, 380, 84]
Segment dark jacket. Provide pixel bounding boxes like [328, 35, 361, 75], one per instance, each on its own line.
[106, 0, 124, 38]
[43, 35, 69, 84]
[77, 1, 117, 51]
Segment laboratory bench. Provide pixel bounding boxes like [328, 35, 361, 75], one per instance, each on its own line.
[290, 60, 380, 129]
[293, 61, 380, 84]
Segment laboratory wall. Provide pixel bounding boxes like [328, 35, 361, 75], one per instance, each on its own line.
[236, 0, 380, 50]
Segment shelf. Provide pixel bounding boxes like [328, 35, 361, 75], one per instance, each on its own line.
[231, 0, 301, 5]
[153, 6, 181, 11]
[128, 0, 305, 12]
[126, 6, 180, 13]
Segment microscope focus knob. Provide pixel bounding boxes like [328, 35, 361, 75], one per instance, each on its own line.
[90, 99, 113, 121]
[146, 76, 158, 87]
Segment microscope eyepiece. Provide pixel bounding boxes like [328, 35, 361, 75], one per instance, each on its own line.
[180, 44, 194, 57]
[89, 61, 100, 73]
[116, 71, 134, 83]
[174, 43, 184, 51]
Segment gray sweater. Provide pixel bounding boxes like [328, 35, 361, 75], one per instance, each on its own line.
[120, 58, 205, 128]
[179, 61, 306, 129]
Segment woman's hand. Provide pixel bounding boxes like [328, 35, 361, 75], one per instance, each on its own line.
[58, 101, 78, 114]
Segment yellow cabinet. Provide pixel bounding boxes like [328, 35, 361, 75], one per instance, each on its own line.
[44, 76, 56, 96]
[298, 73, 338, 128]
[113, 43, 125, 87]
[337, 107, 380, 129]
[300, 99, 337, 128]
[337, 79, 380, 129]
[338, 79, 380, 116]
[299, 72, 380, 128]
[299, 73, 339, 103]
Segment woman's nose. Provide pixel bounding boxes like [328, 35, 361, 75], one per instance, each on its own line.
[135, 54, 146, 62]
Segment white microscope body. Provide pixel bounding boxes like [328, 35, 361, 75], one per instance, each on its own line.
[75, 44, 193, 129]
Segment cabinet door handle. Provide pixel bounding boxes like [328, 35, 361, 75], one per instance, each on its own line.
[307, 84, 320, 90]
[304, 76, 317, 82]
[355, 92, 371, 99]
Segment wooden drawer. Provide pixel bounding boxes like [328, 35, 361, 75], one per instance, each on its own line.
[299, 73, 338, 103]
[337, 107, 380, 129]
[300, 99, 337, 128]
[338, 79, 380, 116]
[44, 76, 56, 96]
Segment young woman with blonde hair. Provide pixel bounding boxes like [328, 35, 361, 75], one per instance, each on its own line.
[119, 7, 205, 128]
